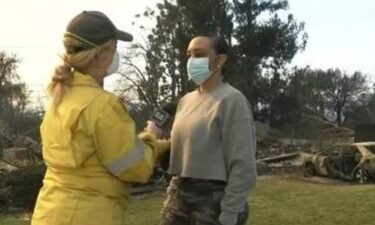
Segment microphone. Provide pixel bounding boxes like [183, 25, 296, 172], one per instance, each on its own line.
[150, 102, 177, 130]
[150, 102, 177, 173]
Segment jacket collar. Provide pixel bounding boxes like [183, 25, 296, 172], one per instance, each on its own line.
[70, 71, 102, 89]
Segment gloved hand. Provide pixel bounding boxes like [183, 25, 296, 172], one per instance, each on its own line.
[145, 120, 163, 138]
[155, 139, 171, 165]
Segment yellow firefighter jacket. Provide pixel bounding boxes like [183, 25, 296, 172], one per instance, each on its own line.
[32, 71, 158, 225]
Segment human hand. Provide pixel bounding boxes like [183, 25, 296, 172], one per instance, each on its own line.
[145, 120, 163, 138]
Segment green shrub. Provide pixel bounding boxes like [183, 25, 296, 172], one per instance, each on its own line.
[0, 165, 45, 211]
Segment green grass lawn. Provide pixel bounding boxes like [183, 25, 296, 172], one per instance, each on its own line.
[250, 177, 375, 225]
[126, 176, 375, 225]
[0, 214, 29, 225]
[3, 176, 375, 225]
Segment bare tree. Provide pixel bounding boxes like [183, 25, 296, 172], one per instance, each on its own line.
[323, 69, 368, 126]
[117, 43, 161, 110]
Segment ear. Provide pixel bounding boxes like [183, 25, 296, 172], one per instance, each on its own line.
[215, 54, 228, 69]
[96, 43, 113, 61]
[94, 51, 102, 61]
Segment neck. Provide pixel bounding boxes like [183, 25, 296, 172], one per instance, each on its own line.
[199, 72, 223, 93]
[85, 68, 105, 87]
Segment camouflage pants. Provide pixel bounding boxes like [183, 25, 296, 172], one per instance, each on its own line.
[161, 177, 249, 225]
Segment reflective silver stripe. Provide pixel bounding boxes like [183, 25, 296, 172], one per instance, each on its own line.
[106, 139, 147, 176]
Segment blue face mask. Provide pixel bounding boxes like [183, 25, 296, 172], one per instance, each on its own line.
[187, 57, 213, 85]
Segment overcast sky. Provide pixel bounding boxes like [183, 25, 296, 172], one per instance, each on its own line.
[0, 0, 374, 104]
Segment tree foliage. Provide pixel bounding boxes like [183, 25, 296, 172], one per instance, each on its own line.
[344, 90, 375, 128]
[118, 0, 370, 132]
[119, 0, 307, 117]
[284, 67, 368, 127]
[0, 51, 41, 144]
[0, 52, 28, 119]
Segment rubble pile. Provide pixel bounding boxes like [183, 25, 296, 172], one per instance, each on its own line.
[0, 121, 44, 212]
[299, 115, 354, 144]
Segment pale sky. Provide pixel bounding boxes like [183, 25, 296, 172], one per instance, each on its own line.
[288, 0, 375, 78]
[0, 0, 374, 105]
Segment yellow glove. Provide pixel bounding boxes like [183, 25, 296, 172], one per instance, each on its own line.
[156, 139, 170, 165]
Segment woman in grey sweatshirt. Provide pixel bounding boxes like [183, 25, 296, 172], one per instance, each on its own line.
[161, 35, 257, 225]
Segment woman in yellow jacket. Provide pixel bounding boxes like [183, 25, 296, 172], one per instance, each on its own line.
[31, 11, 165, 225]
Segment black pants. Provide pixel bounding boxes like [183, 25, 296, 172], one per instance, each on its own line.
[161, 177, 249, 225]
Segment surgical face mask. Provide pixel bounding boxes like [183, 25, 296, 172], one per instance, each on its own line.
[107, 50, 120, 75]
[187, 57, 213, 85]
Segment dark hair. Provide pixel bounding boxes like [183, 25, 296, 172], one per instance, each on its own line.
[210, 36, 229, 55]
[195, 33, 229, 80]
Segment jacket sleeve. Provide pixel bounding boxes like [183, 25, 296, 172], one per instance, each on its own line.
[219, 95, 257, 225]
[91, 96, 157, 183]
